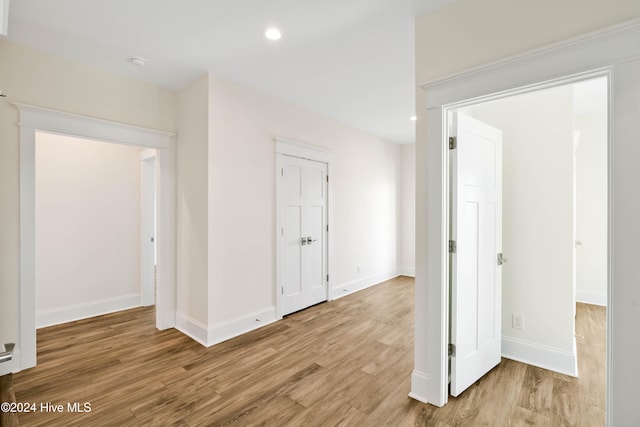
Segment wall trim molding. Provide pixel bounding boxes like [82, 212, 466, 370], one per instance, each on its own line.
[408, 370, 430, 404]
[206, 307, 277, 347]
[576, 290, 607, 307]
[177, 308, 278, 348]
[175, 313, 209, 347]
[331, 269, 400, 300]
[398, 266, 416, 277]
[502, 336, 578, 377]
[36, 294, 141, 329]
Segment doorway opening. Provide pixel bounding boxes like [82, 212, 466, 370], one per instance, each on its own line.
[16, 103, 176, 372]
[34, 132, 159, 328]
[445, 75, 608, 411]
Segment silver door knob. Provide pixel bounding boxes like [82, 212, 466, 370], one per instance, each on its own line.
[300, 237, 307, 245]
[306, 236, 317, 244]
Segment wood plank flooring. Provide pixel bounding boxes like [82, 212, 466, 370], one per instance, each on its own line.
[12, 277, 605, 426]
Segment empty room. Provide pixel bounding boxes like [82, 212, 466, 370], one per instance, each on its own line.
[1, 0, 640, 426]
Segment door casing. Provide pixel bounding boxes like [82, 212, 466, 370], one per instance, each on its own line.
[11, 103, 176, 376]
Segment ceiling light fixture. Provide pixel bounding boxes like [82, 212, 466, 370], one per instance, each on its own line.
[410, 116, 417, 121]
[128, 56, 147, 67]
[264, 27, 282, 41]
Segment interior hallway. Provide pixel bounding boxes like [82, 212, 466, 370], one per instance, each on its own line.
[12, 277, 605, 426]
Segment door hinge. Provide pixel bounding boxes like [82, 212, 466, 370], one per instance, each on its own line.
[326, 175, 329, 183]
[326, 224, 329, 232]
[449, 136, 457, 149]
[281, 168, 284, 176]
[326, 274, 329, 282]
[448, 343, 456, 357]
[449, 240, 457, 253]
[281, 286, 284, 295]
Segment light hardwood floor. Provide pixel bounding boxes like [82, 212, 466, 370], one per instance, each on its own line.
[13, 276, 605, 426]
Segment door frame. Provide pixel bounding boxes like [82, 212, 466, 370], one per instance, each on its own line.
[14, 103, 177, 373]
[275, 137, 331, 319]
[140, 149, 157, 307]
[411, 20, 640, 426]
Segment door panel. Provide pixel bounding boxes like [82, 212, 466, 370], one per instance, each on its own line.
[281, 155, 328, 315]
[450, 112, 503, 396]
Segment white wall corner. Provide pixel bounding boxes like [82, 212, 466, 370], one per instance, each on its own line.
[205, 307, 277, 347]
[502, 336, 578, 377]
[35, 294, 141, 329]
[398, 266, 416, 277]
[331, 269, 400, 300]
[175, 312, 209, 347]
[409, 370, 431, 404]
[576, 290, 607, 307]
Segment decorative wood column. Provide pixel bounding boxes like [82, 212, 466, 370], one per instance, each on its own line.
[0, 374, 18, 427]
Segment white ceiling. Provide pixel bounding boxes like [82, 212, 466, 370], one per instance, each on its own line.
[5, 0, 453, 144]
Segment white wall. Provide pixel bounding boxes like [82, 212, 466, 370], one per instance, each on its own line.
[207, 74, 402, 321]
[574, 81, 608, 306]
[35, 132, 142, 327]
[0, 38, 176, 362]
[172, 73, 403, 344]
[176, 73, 210, 330]
[399, 144, 416, 276]
[463, 85, 577, 373]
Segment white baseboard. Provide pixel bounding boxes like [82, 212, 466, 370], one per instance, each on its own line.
[398, 266, 416, 277]
[36, 294, 141, 328]
[331, 269, 400, 300]
[176, 307, 277, 348]
[502, 336, 578, 377]
[576, 290, 607, 306]
[175, 313, 209, 346]
[409, 370, 431, 404]
[206, 307, 277, 347]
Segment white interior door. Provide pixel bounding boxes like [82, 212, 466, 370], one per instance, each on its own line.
[450, 111, 503, 397]
[280, 155, 328, 315]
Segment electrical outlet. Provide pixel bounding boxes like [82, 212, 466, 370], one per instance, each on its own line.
[512, 314, 524, 330]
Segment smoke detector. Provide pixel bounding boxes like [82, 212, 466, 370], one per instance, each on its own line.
[128, 56, 147, 67]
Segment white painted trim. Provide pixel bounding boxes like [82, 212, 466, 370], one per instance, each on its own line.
[14, 103, 173, 149]
[502, 336, 578, 377]
[275, 137, 332, 319]
[206, 307, 277, 347]
[177, 308, 278, 348]
[175, 313, 209, 347]
[398, 267, 416, 277]
[408, 370, 431, 404]
[275, 137, 331, 163]
[36, 294, 142, 329]
[576, 290, 607, 307]
[331, 270, 400, 300]
[414, 21, 640, 424]
[0, 0, 9, 36]
[16, 104, 177, 373]
[140, 154, 157, 307]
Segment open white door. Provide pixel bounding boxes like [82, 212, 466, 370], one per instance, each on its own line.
[450, 111, 503, 396]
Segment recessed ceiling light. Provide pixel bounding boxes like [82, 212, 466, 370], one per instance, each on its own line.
[410, 116, 417, 121]
[264, 27, 282, 41]
[128, 56, 147, 67]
